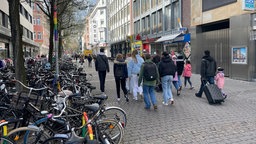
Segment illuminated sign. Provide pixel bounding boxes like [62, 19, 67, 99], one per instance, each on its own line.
[242, 0, 255, 11]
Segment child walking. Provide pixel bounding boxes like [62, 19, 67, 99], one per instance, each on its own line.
[215, 67, 227, 98]
[183, 60, 194, 89]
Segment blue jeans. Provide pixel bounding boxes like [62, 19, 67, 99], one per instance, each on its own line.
[178, 75, 182, 87]
[161, 75, 173, 103]
[172, 81, 179, 90]
[197, 76, 214, 96]
[143, 85, 157, 108]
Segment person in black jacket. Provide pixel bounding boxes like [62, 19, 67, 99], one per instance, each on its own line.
[195, 50, 217, 98]
[176, 55, 185, 90]
[95, 48, 110, 96]
[113, 53, 129, 102]
[158, 51, 176, 105]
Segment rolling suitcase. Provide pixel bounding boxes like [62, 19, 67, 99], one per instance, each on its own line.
[203, 83, 225, 104]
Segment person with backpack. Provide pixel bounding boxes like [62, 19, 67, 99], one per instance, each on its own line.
[158, 51, 176, 105]
[95, 48, 110, 96]
[113, 53, 129, 102]
[195, 50, 217, 98]
[138, 53, 159, 110]
[127, 50, 144, 101]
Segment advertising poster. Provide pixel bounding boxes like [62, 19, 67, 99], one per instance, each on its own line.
[232, 47, 247, 64]
[132, 41, 143, 55]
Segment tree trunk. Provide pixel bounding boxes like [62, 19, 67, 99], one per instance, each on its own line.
[8, 0, 26, 91]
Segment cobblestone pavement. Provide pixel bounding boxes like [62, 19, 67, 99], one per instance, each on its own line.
[77, 60, 256, 144]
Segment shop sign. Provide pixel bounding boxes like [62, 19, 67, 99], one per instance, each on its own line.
[242, 0, 254, 11]
[132, 40, 143, 55]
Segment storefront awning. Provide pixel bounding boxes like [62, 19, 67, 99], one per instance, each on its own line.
[155, 33, 182, 43]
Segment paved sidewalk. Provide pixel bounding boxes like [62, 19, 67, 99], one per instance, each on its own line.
[81, 61, 256, 144]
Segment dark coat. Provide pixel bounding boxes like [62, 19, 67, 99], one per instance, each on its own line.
[113, 59, 128, 79]
[200, 55, 217, 78]
[158, 55, 176, 77]
[95, 54, 109, 72]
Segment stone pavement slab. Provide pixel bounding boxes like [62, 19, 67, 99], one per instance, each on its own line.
[81, 61, 256, 144]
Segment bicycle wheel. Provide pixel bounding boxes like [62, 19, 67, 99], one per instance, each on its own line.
[0, 105, 17, 120]
[0, 137, 15, 144]
[100, 106, 127, 128]
[7, 126, 50, 144]
[42, 137, 68, 144]
[96, 119, 124, 144]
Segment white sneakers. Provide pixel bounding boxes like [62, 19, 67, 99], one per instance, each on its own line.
[162, 101, 168, 106]
[117, 98, 120, 101]
[102, 92, 106, 96]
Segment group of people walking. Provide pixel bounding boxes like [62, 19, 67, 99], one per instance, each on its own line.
[94, 48, 226, 110]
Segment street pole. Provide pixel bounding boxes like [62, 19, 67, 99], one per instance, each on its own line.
[54, 0, 59, 77]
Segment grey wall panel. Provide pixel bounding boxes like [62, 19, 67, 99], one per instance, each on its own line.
[230, 14, 254, 81]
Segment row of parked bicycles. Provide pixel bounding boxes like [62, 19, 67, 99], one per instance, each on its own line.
[0, 58, 126, 144]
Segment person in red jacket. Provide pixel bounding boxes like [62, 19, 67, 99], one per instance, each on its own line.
[183, 60, 194, 89]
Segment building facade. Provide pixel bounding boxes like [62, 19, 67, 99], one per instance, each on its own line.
[32, 2, 49, 56]
[107, 0, 131, 58]
[190, 0, 256, 81]
[89, 0, 109, 56]
[0, 0, 39, 59]
[132, 0, 191, 56]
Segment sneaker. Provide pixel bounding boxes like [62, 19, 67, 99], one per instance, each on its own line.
[195, 93, 201, 98]
[125, 94, 129, 102]
[162, 101, 168, 106]
[133, 97, 138, 101]
[190, 86, 194, 90]
[102, 92, 106, 96]
[153, 105, 158, 109]
[117, 98, 120, 101]
[170, 100, 174, 105]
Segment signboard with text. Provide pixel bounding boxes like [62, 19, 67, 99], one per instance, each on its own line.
[242, 0, 255, 11]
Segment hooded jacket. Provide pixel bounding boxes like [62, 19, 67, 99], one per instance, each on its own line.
[127, 54, 144, 77]
[183, 63, 192, 77]
[138, 59, 159, 87]
[95, 52, 109, 72]
[200, 55, 217, 78]
[158, 55, 176, 77]
[113, 59, 128, 79]
[215, 71, 225, 89]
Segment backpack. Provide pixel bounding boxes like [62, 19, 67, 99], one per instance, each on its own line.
[115, 65, 124, 78]
[143, 62, 157, 81]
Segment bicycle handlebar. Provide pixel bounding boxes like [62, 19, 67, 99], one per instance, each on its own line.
[13, 79, 48, 91]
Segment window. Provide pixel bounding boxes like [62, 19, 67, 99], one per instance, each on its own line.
[37, 18, 40, 25]
[33, 32, 36, 40]
[37, 32, 42, 39]
[33, 18, 36, 24]
[100, 31, 104, 41]
[165, 5, 171, 31]
[27, 29, 30, 38]
[100, 10, 104, 15]
[0, 11, 2, 26]
[102, 0, 104, 5]
[100, 20, 104, 25]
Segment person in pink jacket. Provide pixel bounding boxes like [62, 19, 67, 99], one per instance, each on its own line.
[183, 60, 194, 89]
[215, 67, 227, 98]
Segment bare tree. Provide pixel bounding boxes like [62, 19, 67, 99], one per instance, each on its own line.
[8, 0, 26, 90]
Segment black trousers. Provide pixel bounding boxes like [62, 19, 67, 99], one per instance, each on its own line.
[98, 71, 107, 92]
[115, 78, 128, 98]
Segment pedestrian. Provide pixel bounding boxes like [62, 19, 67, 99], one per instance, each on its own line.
[158, 51, 176, 105]
[113, 53, 129, 102]
[152, 50, 162, 92]
[183, 60, 194, 89]
[88, 54, 93, 67]
[138, 53, 159, 110]
[195, 50, 217, 98]
[127, 50, 144, 101]
[215, 67, 227, 98]
[176, 55, 185, 90]
[95, 48, 110, 96]
[79, 55, 84, 65]
[171, 55, 181, 96]
[125, 53, 133, 94]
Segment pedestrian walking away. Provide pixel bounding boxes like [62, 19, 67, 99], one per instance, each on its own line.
[215, 67, 227, 98]
[171, 55, 181, 96]
[95, 48, 110, 96]
[127, 50, 144, 101]
[183, 60, 194, 89]
[176, 55, 185, 90]
[125, 53, 133, 94]
[87, 54, 93, 67]
[113, 53, 129, 102]
[138, 53, 159, 110]
[195, 50, 217, 98]
[158, 51, 176, 105]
